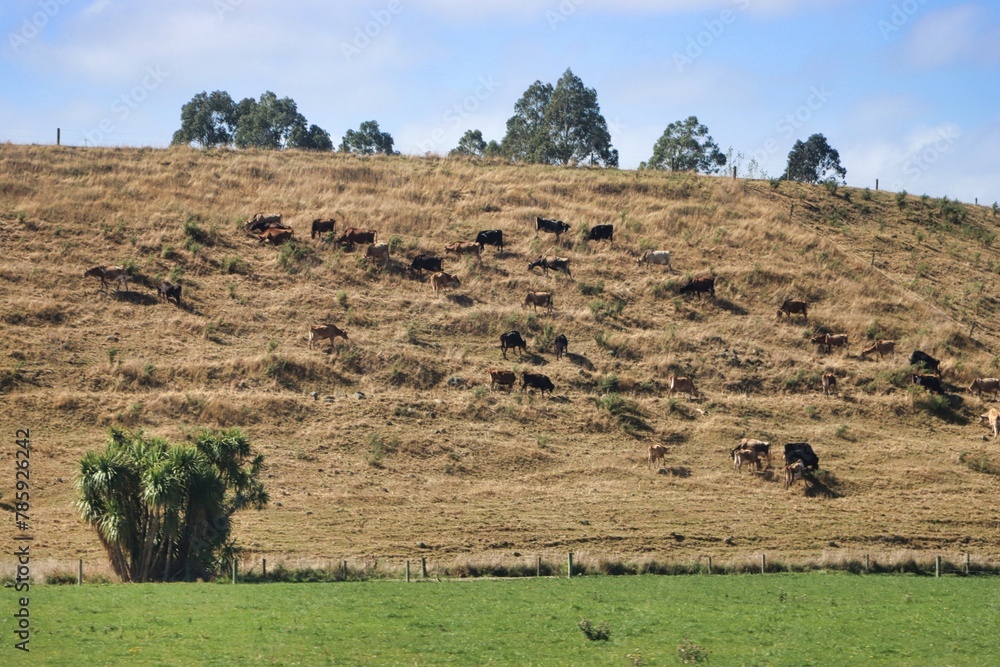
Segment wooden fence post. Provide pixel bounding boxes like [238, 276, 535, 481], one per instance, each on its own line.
[875, 178, 879, 191]
[567, 553, 573, 579]
[342, 560, 348, 580]
[707, 556, 712, 574]
[865, 554, 870, 573]
[262, 558, 267, 580]
[537, 556, 542, 577]
[966, 552, 971, 575]
[406, 560, 411, 582]
[232, 559, 237, 584]
[78, 559, 83, 585]
[732, 166, 737, 180]
[421, 557, 427, 578]
[57, 128, 61, 146]
[761, 553, 766, 574]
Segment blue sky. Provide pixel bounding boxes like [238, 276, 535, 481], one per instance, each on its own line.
[3, 0, 998, 203]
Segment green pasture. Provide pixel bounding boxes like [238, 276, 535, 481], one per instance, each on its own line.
[4, 574, 999, 666]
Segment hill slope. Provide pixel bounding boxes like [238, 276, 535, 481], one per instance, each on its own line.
[2, 144, 999, 572]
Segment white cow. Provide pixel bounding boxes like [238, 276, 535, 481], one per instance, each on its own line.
[638, 250, 674, 271]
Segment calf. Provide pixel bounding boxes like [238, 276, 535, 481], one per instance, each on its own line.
[257, 228, 293, 245]
[860, 339, 895, 360]
[308, 323, 348, 349]
[777, 299, 808, 321]
[912, 373, 944, 395]
[527, 256, 571, 277]
[336, 227, 377, 249]
[678, 276, 715, 299]
[667, 374, 699, 399]
[311, 218, 335, 239]
[521, 372, 554, 396]
[523, 291, 553, 313]
[409, 254, 443, 276]
[637, 250, 673, 271]
[648, 444, 668, 466]
[554, 334, 568, 360]
[431, 271, 461, 294]
[822, 373, 837, 395]
[445, 241, 482, 263]
[824, 334, 849, 354]
[784, 460, 808, 490]
[980, 408, 1000, 439]
[489, 369, 516, 393]
[585, 224, 613, 243]
[475, 229, 503, 253]
[910, 350, 941, 374]
[733, 448, 760, 473]
[535, 216, 570, 240]
[157, 281, 182, 305]
[500, 330, 527, 359]
[365, 242, 390, 267]
[732, 438, 772, 469]
[969, 377, 1000, 400]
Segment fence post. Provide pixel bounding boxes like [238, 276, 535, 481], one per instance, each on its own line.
[966, 552, 971, 575]
[406, 560, 411, 583]
[232, 559, 237, 584]
[567, 553, 573, 578]
[935, 556, 941, 578]
[875, 178, 879, 191]
[262, 558, 267, 580]
[761, 553, 766, 574]
[732, 166, 737, 180]
[57, 128, 61, 146]
[421, 557, 427, 578]
[707, 556, 712, 574]
[537, 556, 542, 577]
[342, 560, 348, 580]
[78, 559, 83, 585]
[865, 554, 870, 573]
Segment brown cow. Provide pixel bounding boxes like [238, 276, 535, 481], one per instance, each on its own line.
[84, 265, 129, 291]
[527, 256, 571, 277]
[336, 228, 377, 249]
[648, 444, 668, 466]
[784, 460, 808, 489]
[667, 374, 699, 399]
[311, 218, 336, 239]
[445, 241, 482, 263]
[860, 339, 895, 360]
[489, 369, 516, 393]
[733, 448, 760, 473]
[777, 299, 808, 320]
[157, 281, 182, 305]
[980, 408, 1000, 439]
[246, 213, 283, 232]
[431, 271, 461, 294]
[523, 291, 553, 313]
[822, 373, 837, 395]
[366, 242, 390, 267]
[308, 323, 348, 349]
[554, 334, 568, 360]
[969, 378, 1000, 400]
[257, 228, 293, 245]
[732, 438, 772, 469]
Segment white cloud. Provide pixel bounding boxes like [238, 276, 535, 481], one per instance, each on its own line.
[903, 3, 1000, 68]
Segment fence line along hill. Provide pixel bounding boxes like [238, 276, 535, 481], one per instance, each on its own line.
[2, 143, 1000, 570]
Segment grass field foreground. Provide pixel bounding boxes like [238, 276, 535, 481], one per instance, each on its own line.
[4, 575, 999, 665]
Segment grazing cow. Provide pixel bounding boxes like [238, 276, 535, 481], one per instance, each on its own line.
[585, 224, 613, 243]
[648, 444, 668, 466]
[84, 265, 129, 291]
[523, 291, 553, 314]
[521, 372, 554, 395]
[335, 227, 377, 249]
[784, 460, 808, 490]
[431, 271, 461, 294]
[969, 377, 1000, 400]
[365, 242, 390, 267]
[909, 350, 941, 374]
[500, 330, 527, 359]
[732, 438, 772, 469]
[860, 339, 895, 360]
[489, 369, 517, 393]
[475, 229, 504, 253]
[678, 276, 715, 299]
[554, 334, 568, 360]
[667, 374, 699, 399]
[445, 241, 483, 263]
[257, 228, 293, 245]
[822, 373, 837, 395]
[409, 254, 443, 276]
[246, 213, 284, 232]
[783, 442, 819, 471]
[311, 218, 335, 239]
[824, 334, 849, 354]
[308, 323, 348, 349]
[527, 256, 571, 277]
[535, 216, 571, 240]
[979, 408, 1000, 439]
[777, 299, 808, 321]
[912, 373, 944, 395]
[637, 250, 674, 271]
[733, 448, 760, 473]
[157, 281, 182, 305]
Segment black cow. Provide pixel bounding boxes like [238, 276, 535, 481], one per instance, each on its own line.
[475, 229, 504, 253]
[311, 218, 335, 239]
[535, 217, 571, 240]
[500, 330, 527, 359]
[909, 350, 941, 375]
[157, 281, 182, 305]
[586, 224, 613, 243]
[409, 254, 443, 276]
[913, 373, 944, 394]
[554, 334, 568, 360]
[783, 442, 819, 471]
[679, 276, 715, 299]
[521, 372, 554, 395]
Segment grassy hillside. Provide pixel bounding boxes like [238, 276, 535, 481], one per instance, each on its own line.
[2, 143, 999, 573]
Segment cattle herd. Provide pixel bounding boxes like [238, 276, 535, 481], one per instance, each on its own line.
[83, 210, 1000, 493]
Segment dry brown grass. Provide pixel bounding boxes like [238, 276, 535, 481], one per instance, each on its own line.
[3, 143, 1000, 572]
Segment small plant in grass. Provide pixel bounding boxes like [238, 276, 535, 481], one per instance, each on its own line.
[168, 265, 185, 282]
[534, 324, 555, 353]
[405, 321, 423, 344]
[221, 256, 249, 275]
[959, 451, 1000, 476]
[597, 373, 620, 394]
[861, 187, 872, 201]
[183, 215, 209, 244]
[822, 178, 838, 196]
[834, 423, 851, 440]
[577, 619, 610, 642]
[805, 405, 819, 420]
[677, 638, 710, 664]
[896, 190, 907, 209]
[107, 347, 119, 364]
[769, 177, 781, 190]
[388, 235, 404, 251]
[336, 290, 348, 308]
[473, 385, 488, 399]
[227, 283, 237, 300]
[992, 201, 999, 217]
[161, 245, 176, 260]
[367, 434, 397, 468]
[578, 280, 605, 296]
[277, 242, 316, 274]
[267, 339, 279, 352]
